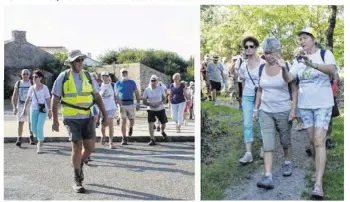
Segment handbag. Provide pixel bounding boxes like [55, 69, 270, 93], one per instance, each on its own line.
[33, 88, 47, 113]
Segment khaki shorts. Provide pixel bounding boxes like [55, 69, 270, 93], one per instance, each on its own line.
[119, 105, 136, 120]
[259, 110, 292, 152]
[17, 102, 29, 122]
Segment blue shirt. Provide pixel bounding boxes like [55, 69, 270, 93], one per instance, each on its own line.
[115, 80, 137, 105]
[170, 83, 186, 104]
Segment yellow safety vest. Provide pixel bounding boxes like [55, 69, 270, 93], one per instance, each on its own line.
[61, 69, 94, 117]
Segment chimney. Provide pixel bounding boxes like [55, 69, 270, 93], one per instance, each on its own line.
[12, 30, 27, 43]
[87, 52, 92, 58]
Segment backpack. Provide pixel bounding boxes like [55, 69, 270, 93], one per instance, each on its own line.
[258, 63, 294, 101]
[62, 69, 92, 97]
[16, 79, 33, 89]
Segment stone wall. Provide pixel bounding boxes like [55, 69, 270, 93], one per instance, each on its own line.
[95, 63, 170, 91]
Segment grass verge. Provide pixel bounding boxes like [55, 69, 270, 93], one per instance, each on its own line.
[201, 101, 262, 200]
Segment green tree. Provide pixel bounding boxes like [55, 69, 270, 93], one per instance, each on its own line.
[201, 5, 344, 67]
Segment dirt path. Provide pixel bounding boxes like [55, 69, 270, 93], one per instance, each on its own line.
[214, 99, 312, 200]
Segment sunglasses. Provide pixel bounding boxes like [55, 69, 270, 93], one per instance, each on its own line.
[151, 80, 157, 82]
[244, 45, 255, 49]
[75, 58, 84, 62]
[33, 76, 39, 79]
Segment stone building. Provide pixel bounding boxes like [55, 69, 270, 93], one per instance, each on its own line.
[4, 30, 55, 98]
[95, 63, 171, 91]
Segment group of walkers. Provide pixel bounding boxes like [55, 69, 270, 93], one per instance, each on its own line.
[11, 50, 194, 193]
[201, 27, 340, 199]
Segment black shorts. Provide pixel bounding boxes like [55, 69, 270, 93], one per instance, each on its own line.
[238, 82, 243, 98]
[63, 117, 96, 142]
[210, 80, 221, 91]
[147, 109, 168, 124]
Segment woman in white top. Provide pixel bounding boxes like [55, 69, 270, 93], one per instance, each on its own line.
[21, 69, 52, 154]
[254, 37, 298, 190]
[281, 27, 336, 199]
[99, 71, 118, 149]
[238, 36, 265, 164]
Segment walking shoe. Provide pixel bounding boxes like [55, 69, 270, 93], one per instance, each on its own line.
[15, 141, 22, 147]
[148, 139, 156, 146]
[282, 163, 292, 177]
[326, 138, 336, 149]
[239, 153, 253, 164]
[161, 132, 168, 141]
[157, 126, 160, 132]
[311, 184, 324, 200]
[260, 147, 264, 159]
[109, 143, 116, 149]
[73, 171, 85, 193]
[128, 127, 133, 136]
[121, 137, 128, 145]
[37, 143, 43, 154]
[29, 135, 35, 145]
[257, 175, 274, 189]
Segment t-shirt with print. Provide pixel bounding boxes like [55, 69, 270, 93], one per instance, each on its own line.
[115, 79, 137, 106]
[100, 83, 117, 111]
[207, 62, 224, 82]
[259, 68, 291, 113]
[51, 70, 100, 120]
[27, 85, 51, 110]
[15, 80, 32, 105]
[239, 59, 265, 96]
[290, 49, 335, 109]
[143, 86, 165, 111]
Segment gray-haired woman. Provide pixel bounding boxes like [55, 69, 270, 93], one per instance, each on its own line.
[254, 37, 297, 190]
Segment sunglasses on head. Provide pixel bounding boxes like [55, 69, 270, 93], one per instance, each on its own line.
[244, 45, 255, 49]
[75, 58, 84, 62]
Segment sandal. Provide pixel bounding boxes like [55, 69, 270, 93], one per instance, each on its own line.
[311, 184, 324, 200]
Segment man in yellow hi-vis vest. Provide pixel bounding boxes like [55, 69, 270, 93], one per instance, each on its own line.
[51, 50, 109, 193]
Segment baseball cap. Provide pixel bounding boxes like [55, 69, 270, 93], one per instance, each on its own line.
[101, 71, 109, 76]
[298, 26, 316, 38]
[120, 68, 128, 73]
[150, 74, 158, 81]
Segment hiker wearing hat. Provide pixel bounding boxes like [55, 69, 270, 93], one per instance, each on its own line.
[142, 75, 168, 145]
[201, 54, 210, 100]
[207, 54, 224, 106]
[51, 50, 109, 193]
[114, 68, 141, 145]
[12, 69, 36, 147]
[238, 36, 265, 164]
[99, 71, 118, 149]
[253, 37, 298, 190]
[280, 27, 337, 199]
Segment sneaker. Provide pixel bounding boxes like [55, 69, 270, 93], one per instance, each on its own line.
[128, 127, 133, 136]
[148, 139, 156, 146]
[37, 143, 43, 154]
[311, 184, 324, 200]
[15, 141, 22, 147]
[257, 175, 274, 189]
[157, 126, 160, 132]
[239, 153, 253, 164]
[73, 176, 85, 193]
[260, 147, 264, 159]
[121, 137, 128, 145]
[282, 163, 292, 177]
[161, 132, 168, 141]
[109, 143, 116, 149]
[29, 135, 35, 145]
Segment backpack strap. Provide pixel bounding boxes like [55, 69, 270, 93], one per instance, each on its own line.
[16, 80, 20, 90]
[258, 64, 265, 85]
[320, 49, 326, 63]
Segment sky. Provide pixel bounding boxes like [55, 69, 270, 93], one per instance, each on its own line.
[4, 5, 198, 60]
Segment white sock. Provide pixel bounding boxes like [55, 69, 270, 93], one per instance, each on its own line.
[246, 152, 252, 156]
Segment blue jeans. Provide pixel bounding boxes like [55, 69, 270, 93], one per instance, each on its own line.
[242, 95, 261, 144]
[30, 109, 47, 142]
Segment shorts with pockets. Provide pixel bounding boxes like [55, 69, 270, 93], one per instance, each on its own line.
[209, 80, 221, 91]
[299, 107, 332, 130]
[63, 117, 96, 142]
[259, 110, 292, 151]
[147, 109, 168, 124]
[119, 105, 136, 120]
